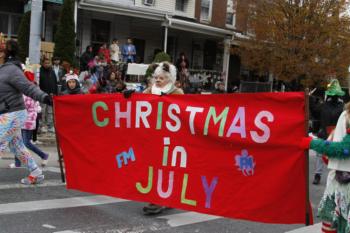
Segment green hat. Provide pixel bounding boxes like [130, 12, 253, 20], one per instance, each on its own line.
[325, 79, 345, 96]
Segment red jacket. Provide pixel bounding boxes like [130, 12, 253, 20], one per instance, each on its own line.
[98, 47, 111, 64]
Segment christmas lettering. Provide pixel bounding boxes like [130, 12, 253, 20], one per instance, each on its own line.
[92, 101, 274, 144]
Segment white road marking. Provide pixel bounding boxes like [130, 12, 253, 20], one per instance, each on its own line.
[42, 224, 56, 229]
[43, 167, 62, 173]
[285, 223, 322, 233]
[157, 211, 221, 227]
[53, 231, 81, 233]
[0, 179, 65, 190]
[0, 195, 128, 215]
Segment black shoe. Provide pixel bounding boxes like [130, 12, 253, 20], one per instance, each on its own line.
[143, 203, 166, 215]
[313, 174, 321, 185]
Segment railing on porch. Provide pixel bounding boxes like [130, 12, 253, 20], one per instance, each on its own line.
[188, 69, 224, 92]
[239, 81, 273, 93]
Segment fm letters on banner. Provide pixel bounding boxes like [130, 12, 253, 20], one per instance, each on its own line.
[54, 92, 307, 224]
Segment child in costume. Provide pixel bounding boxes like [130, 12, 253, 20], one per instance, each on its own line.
[16, 69, 50, 167]
[312, 79, 344, 185]
[62, 72, 82, 95]
[302, 102, 350, 233]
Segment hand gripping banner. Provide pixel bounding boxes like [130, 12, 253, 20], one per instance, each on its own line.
[54, 92, 307, 224]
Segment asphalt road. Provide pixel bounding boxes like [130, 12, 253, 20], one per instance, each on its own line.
[0, 146, 325, 233]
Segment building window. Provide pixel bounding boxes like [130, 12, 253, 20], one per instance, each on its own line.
[143, 0, 155, 6]
[0, 13, 9, 34]
[176, 0, 186, 12]
[201, 0, 213, 22]
[226, 0, 236, 27]
[0, 12, 22, 37]
[11, 15, 22, 36]
[91, 19, 110, 52]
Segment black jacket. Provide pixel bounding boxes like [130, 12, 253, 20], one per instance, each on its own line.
[317, 98, 344, 139]
[39, 67, 58, 95]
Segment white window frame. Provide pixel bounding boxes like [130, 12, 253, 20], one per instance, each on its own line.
[143, 0, 155, 6]
[225, 12, 236, 29]
[225, 0, 236, 28]
[175, 0, 186, 12]
[200, 0, 213, 22]
[246, 3, 256, 37]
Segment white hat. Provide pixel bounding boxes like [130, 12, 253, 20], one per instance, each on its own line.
[65, 71, 79, 83]
[153, 62, 177, 84]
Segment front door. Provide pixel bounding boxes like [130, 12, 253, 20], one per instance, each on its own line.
[133, 38, 145, 63]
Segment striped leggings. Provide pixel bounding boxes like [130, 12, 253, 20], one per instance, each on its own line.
[0, 110, 39, 173]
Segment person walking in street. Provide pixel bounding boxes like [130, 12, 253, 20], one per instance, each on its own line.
[39, 57, 57, 133]
[312, 79, 344, 185]
[110, 39, 121, 63]
[301, 101, 350, 233]
[0, 38, 52, 184]
[142, 62, 183, 214]
[10, 70, 50, 168]
[122, 38, 136, 63]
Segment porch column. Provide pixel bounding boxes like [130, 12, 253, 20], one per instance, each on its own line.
[74, 0, 78, 33]
[29, 0, 43, 64]
[163, 26, 168, 53]
[223, 38, 231, 91]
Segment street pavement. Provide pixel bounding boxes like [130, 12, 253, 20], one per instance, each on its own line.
[0, 145, 325, 233]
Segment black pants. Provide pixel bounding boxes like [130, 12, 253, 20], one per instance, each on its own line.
[32, 113, 41, 141]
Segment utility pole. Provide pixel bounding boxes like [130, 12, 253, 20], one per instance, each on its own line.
[29, 0, 43, 64]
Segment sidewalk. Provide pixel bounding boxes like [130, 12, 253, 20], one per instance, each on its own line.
[36, 132, 57, 146]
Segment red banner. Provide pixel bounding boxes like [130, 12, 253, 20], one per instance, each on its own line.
[54, 92, 307, 224]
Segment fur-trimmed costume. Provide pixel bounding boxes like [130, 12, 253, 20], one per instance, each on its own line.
[302, 111, 350, 233]
[142, 62, 184, 215]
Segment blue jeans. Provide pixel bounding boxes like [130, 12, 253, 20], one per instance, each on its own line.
[15, 129, 48, 166]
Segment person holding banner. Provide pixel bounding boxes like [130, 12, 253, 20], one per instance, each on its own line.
[302, 102, 350, 233]
[142, 62, 183, 214]
[0, 38, 52, 184]
[143, 62, 184, 96]
[312, 80, 344, 185]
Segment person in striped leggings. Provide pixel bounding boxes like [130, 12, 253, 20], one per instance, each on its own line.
[0, 38, 52, 184]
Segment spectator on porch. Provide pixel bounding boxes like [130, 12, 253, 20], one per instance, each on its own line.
[122, 38, 136, 63]
[98, 43, 111, 64]
[176, 52, 190, 85]
[110, 39, 121, 63]
[80, 45, 93, 72]
[176, 52, 189, 71]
